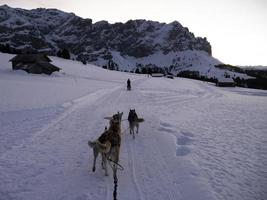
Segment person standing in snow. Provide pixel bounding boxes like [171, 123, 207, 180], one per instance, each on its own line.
[127, 79, 131, 91]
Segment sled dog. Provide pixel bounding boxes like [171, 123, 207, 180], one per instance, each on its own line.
[127, 109, 144, 139]
[88, 112, 123, 176]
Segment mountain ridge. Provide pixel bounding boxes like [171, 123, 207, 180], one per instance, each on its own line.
[0, 5, 232, 78]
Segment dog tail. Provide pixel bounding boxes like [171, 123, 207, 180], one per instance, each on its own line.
[138, 118, 145, 123]
[88, 140, 111, 153]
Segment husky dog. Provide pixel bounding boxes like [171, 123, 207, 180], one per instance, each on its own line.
[88, 112, 123, 176]
[128, 109, 144, 139]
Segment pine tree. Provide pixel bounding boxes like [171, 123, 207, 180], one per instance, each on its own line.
[56, 50, 62, 57]
[4, 44, 10, 53]
[135, 68, 140, 73]
[62, 49, 70, 59]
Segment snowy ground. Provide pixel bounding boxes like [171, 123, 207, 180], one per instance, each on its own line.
[0, 53, 266, 200]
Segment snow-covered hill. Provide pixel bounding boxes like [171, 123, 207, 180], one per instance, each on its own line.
[0, 53, 267, 200]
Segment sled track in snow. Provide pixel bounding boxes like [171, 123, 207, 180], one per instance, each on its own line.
[138, 81, 223, 108]
[3, 74, 264, 200]
[120, 79, 185, 200]
[126, 139, 145, 200]
[0, 87, 121, 160]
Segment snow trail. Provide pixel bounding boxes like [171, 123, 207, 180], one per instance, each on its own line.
[0, 62, 267, 200]
[0, 85, 125, 200]
[0, 87, 121, 159]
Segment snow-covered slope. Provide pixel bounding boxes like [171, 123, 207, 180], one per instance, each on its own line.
[0, 53, 267, 200]
[0, 53, 140, 112]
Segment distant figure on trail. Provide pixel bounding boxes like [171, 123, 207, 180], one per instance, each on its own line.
[127, 79, 131, 91]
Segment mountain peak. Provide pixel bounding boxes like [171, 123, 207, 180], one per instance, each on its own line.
[0, 4, 10, 8]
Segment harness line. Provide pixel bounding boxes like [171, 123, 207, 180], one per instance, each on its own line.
[113, 168, 118, 200]
[104, 154, 122, 200]
[104, 125, 128, 200]
[121, 126, 130, 135]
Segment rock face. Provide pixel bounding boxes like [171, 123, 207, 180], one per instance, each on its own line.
[0, 5, 211, 63]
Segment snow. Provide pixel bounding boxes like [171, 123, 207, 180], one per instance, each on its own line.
[240, 65, 267, 70]
[0, 53, 267, 200]
[217, 77, 235, 83]
[102, 50, 250, 80]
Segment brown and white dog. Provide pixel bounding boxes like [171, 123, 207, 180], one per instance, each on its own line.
[88, 112, 123, 176]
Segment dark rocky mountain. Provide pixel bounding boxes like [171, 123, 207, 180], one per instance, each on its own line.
[0, 5, 214, 67]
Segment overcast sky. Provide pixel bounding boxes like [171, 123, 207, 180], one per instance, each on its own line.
[1, 0, 267, 66]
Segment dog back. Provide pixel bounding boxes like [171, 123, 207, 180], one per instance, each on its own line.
[98, 118, 121, 146]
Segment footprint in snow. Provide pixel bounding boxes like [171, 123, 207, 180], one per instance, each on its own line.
[175, 130, 194, 156]
[176, 146, 191, 156]
[158, 126, 176, 133]
[160, 122, 174, 128]
[159, 121, 177, 133]
[180, 130, 194, 137]
[176, 135, 194, 145]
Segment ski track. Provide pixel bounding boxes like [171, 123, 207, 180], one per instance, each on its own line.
[126, 138, 144, 200]
[0, 87, 121, 160]
[117, 80, 183, 200]
[0, 76, 267, 200]
[0, 83, 126, 200]
[101, 78, 146, 200]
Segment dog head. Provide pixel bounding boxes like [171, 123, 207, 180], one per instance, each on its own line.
[108, 112, 123, 134]
[129, 109, 136, 115]
[129, 109, 138, 118]
[111, 112, 123, 124]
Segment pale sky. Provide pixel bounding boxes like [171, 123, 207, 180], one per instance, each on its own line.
[1, 0, 267, 66]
